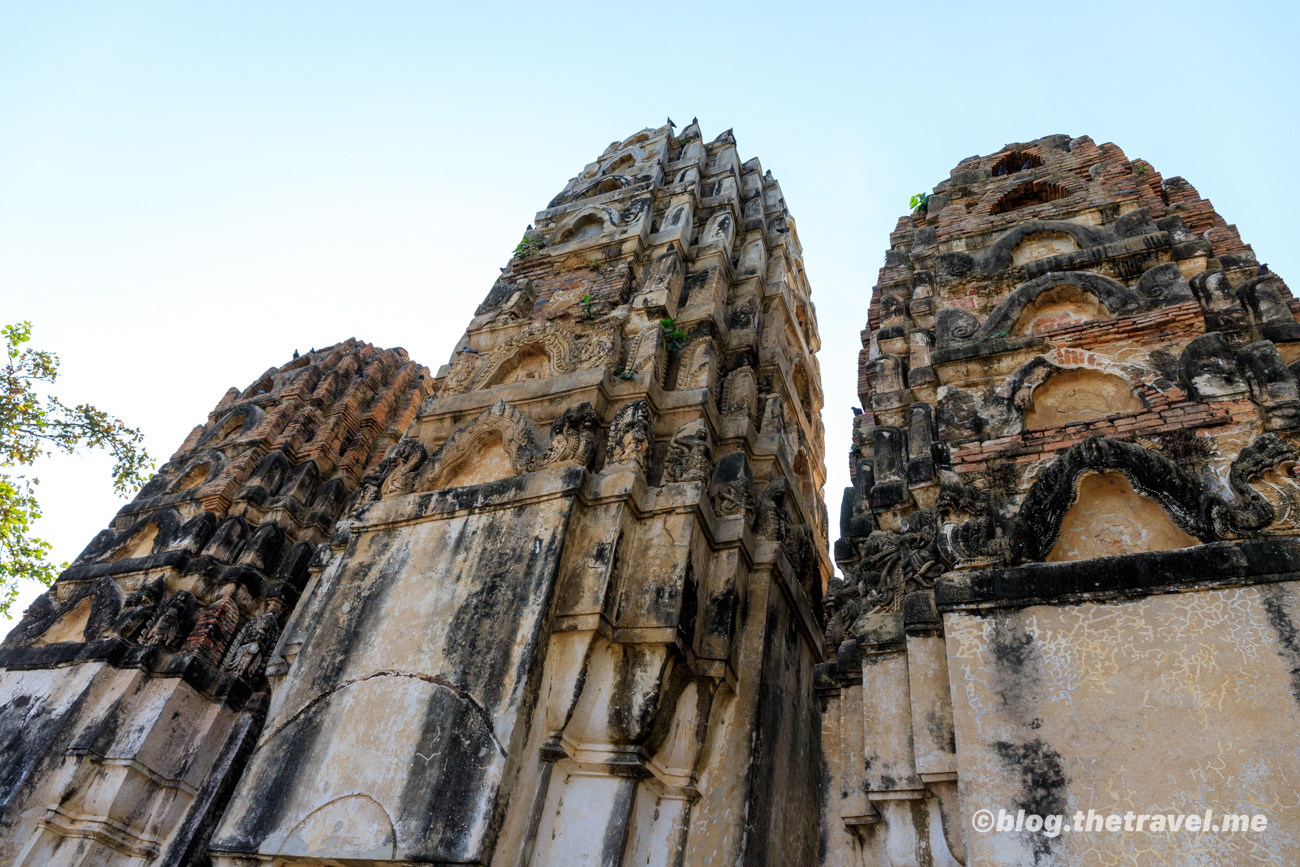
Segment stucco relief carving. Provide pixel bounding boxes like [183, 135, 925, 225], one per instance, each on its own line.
[145, 590, 197, 649]
[416, 400, 541, 491]
[623, 321, 666, 384]
[109, 578, 163, 641]
[540, 402, 600, 469]
[720, 365, 758, 422]
[379, 400, 542, 497]
[605, 400, 654, 472]
[573, 320, 621, 371]
[440, 320, 620, 396]
[441, 351, 480, 395]
[662, 419, 713, 484]
[677, 337, 716, 397]
[220, 610, 281, 680]
[378, 438, 431, 499]
[938, 434, 1300, 570]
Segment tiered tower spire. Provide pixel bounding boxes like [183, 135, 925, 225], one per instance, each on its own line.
[820, 134, 1300, 866]
[208, 121, 831, 866]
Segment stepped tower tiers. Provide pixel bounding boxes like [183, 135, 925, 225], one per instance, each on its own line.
[0, 340, 434, 866]
[0, 122, 830, 866]
[821, 134, 1300, 866]
[207, 121, 831, 866]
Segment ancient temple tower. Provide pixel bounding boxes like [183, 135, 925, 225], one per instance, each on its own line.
[0, 121, 830, 866]
[207, 120, 830, 866]
[821, 135, 1300, 865]
[0, 340, 433, 865]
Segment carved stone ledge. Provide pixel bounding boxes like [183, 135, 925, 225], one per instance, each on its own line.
[936, 537, 1300, 612]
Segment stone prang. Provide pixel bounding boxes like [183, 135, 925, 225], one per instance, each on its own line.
[0, 121, 830, 867]
[0, 338, 433, 865]
[820, 134, 1300, 866]
[4, 128, 1300, 867]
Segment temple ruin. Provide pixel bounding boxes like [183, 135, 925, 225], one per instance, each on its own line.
[0, 121, 830, 866]
[2, 126, 1299, 866]
[822, 134, 1300, 865]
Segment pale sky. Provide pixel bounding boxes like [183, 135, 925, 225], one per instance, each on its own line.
[2, 1, 1297, 630]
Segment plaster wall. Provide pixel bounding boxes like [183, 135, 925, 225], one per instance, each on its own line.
[945, 582, 1300, 865]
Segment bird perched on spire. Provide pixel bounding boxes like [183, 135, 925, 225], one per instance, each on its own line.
[1258, 263, 1271, 276]
[292, 349, 299, 359]
[667, 117, 675, 128]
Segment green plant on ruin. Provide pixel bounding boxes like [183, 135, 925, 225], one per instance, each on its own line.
[611, 365, 637, 381]
[909, 192, 930, 214]
[587, 259, 605, 273]
[1, 322, 154, 618]
[581, 295, 597, 320]
[660, 317, 688, 352]
[981, 330, 1009, 341]
[513, 235, 546, 258]
[1134, 164, 1150, 175]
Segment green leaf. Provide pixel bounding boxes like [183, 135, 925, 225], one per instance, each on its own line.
[0, 322, 153, 617]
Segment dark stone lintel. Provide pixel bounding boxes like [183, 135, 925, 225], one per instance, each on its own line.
[936, 538, 1300, 612]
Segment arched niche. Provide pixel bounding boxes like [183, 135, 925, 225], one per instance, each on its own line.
[200, 406, 264, 448]
[436, 433, 517, 489]
[980, 271, 1139, 338]
[792, 361, 814, 416]
[1009, 230, 1080, 267]
[174, 462, 211, 492]
[1046, 471, 1198, 561]
[701, 212, 734, 249]
[1010, 285, 1111, 335]
[1023, 368, 1144, 430]
[215, 414, 246, 441]
[109, 522, 160, 562]
[279, 794, 396, 860]
[982, 222, 1110, 273]
[474, 323, 578, 390]
[792, 450, 816, 512]
[167, 451, 225, 494]
[495, 344, 552, 385]
[990, 150, 1043, 176]
[603, 153, 635, 175]
[33, 597, 93, 646]
[245, 375, 275, 398]
[417, 400, 540, 492]
[991, 181, 1069, 215]
[567, 214, 607, 241]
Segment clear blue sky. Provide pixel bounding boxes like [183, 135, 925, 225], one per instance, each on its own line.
[2, 1, 1297, 627]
